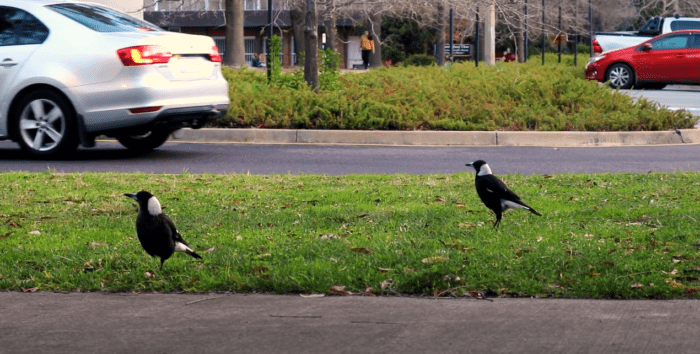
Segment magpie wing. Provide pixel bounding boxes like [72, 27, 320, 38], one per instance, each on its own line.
[481, 175, 522, 202]
[158, 213, 189, 246]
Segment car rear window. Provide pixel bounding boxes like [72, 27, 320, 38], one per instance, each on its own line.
[670, 20, 700, 31]
[47, 3, 162, 33]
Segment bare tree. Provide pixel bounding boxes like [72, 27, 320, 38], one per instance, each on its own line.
[635, 0, 700, 18]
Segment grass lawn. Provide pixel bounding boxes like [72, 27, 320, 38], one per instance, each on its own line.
[1, 171, 699, 298]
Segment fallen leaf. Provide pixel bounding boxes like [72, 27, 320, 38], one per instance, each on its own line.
[630, 283, 643, 288]
[671, 269, 678, 275]
[351, 247, 373, 255]
[328, 285, 352, 296]
[537, 237, 543, 243]
[601, 261, 615, 267]
[458, 222, 475, 228]
[591, 273, 600, 277]
[203, 246, 216, 253]
[87, 242, 107, 248]
[358, 287, 375, 296]
[6, 219, 22, 228]
[300, 293, 325, 298]
[144, 271, 154, 279]
[28, 230, 41, 235]
[377, 267, 392, 273]
[252, 266, 269, 273]
[422, 256, 447, 264]
[380, 279, 392, 290]
[665, 278, 684, 288]
[22, 287, 40, 292]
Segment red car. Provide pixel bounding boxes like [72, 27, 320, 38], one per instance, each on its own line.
[585, 30, 700, 89]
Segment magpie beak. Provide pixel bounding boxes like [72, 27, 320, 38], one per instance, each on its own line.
[125, 191, 202, 270]
[466, 160, 541, 228]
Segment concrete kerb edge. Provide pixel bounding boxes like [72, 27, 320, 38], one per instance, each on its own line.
[171, 128, 700, 147]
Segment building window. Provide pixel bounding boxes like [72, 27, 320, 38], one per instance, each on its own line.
[144, 0, 224, 11]
[213, 37, 257, 66]
[245, 0, 268, 10]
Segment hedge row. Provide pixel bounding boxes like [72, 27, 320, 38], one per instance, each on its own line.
[214, 55, 693, 131]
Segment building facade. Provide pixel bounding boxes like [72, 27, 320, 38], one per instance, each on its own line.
[90, 0, 144, 19]
[141, 1, 363, 68]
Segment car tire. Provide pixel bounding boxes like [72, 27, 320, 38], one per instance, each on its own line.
[606, 63, 635, 90]
[116, 129, 171, 152]
[12, 89, 79, 158]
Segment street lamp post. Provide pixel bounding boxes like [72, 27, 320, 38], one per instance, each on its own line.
[541, 0, 545, 65]
[475, 6, 480, 67]
[267, 0, 273, 82]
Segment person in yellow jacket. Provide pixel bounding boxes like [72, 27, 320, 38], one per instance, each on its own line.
[359, 31, 375, 69]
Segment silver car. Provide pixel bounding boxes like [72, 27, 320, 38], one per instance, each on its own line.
[0, 0, 229, 157]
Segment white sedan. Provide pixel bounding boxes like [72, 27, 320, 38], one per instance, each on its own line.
[0, 0, 229, 157]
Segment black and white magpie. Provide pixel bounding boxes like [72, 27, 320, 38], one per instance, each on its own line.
[465, 160, 541, 228]
[125, 191, 202, 269]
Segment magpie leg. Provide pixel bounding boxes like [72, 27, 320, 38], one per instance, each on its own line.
[493, 212, 502, 228]
[159, 258, 165, 271]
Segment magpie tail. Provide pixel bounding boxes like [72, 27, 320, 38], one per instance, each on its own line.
[186, 250, 203, 259]
[529, 208, 542, 216]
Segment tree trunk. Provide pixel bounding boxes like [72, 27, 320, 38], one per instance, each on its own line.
[325, 8, 337, 52]
[436, 3, 446, 66]
[223, 0, 245, 67]
[517, 6, 526, 63]
[291, 6, 305, 66]
[484, 0, 496, 65]
[369, 11, 382, 69]
[304, 0, 319, 89]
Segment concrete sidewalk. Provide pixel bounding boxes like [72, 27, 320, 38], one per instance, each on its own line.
[2, 292, 700, 353]
[172, 128, 700, 147]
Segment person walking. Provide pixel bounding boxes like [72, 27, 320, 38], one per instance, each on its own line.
[359, 31, 375, 69]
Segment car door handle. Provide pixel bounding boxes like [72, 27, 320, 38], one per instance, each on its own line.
[1, 58, 18, 68]
[676, 54, 685, 58]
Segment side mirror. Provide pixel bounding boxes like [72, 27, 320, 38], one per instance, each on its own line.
[641, 43, 653, 51]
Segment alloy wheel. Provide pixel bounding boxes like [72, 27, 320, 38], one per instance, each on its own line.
[19, 99, 66, 152]
[608, 66, 631, 88]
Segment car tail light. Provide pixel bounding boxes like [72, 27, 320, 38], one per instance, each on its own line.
[129, 106, 162, 114]
[592, 39, 602, 54]
[210, 45, 222, 62]
[117, 45, 172, 66]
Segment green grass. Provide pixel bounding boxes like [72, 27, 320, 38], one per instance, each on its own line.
[1, 171, 700, 298]
[216, 55, 694, 131]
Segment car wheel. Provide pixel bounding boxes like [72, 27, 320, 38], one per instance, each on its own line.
[12, 89, 79, 158]
[606, 63, 635, 90]
[116, 129, 171, 152]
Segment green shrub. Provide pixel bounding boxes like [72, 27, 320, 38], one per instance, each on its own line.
[577, 44, 591, 54]
[402, 54, 436, 67]
[216, 57, 694, 131]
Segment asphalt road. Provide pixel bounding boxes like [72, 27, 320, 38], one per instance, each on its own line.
[1, 140, 700, 175]
[622, 85, 700, 117]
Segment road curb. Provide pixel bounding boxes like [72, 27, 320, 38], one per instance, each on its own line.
[171, 128, 700, 147]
